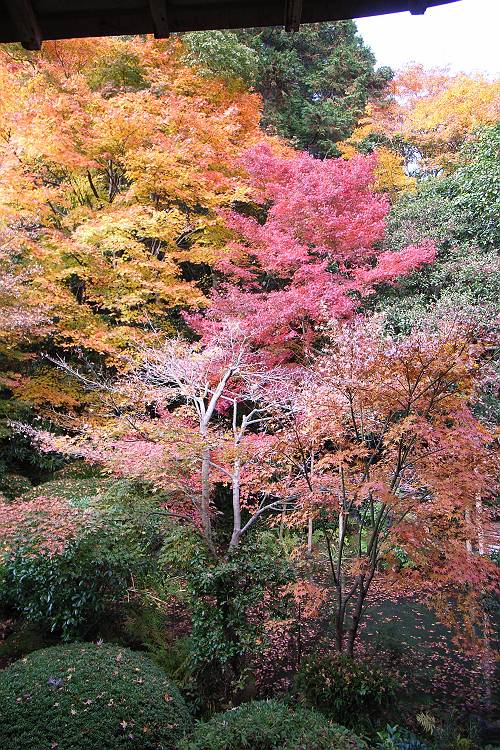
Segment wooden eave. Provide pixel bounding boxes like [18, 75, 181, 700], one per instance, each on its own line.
[0, 0, 460, 51]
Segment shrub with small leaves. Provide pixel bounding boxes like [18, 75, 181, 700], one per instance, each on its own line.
[186, 538, 294, 691]
[179, 699, 367, 750]
[295, 653, 397, 730]
[0, 643, 192, 750]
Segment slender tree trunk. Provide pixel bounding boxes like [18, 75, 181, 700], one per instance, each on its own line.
[465, 507, 473, 553]
[335, 596, 345, 652]
[200, 421, 215, 553]
[346, 577, 366, 656]
[279, 508, 285, 541]
[476, 496, 485, 555]
[481, 609, 493, 711]
[475, 495, 492, 710]
[306, 516, 313, 558]
[229, 456, 241, 550]
[306, 450, 315, 558]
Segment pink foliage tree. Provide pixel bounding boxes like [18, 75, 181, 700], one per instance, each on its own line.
[188, 145, 436, 363]
[25, 325, 293, 556]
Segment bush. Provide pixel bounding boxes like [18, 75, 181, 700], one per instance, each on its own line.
[0, 520, 146, 640]
[0, 473, 33, 499]
[0, 643, 192, 750]
[376, 725, 432, 750]
[295, 653, 396, 729]
[186, 537, 294, 669]
[21, 476, 111, 504]
[179, 699, 366, 750]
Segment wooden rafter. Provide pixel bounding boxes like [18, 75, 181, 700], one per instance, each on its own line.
[284, 0, 303, 31]
[149, 0, 170, 38]
[4, 0, 41, 50]
[408, 1, 428, 12]
[0, 1, 461, 46]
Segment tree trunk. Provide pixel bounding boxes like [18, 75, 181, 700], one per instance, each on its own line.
[476, 496, 485, 555]
[200, 439, 215, 553]
[465, 507, 473, 554]
[346, 577, 366, 656]
[306, 516, 313, 558]
[229, 456, 241, 550]
[335, 600, 345, 652]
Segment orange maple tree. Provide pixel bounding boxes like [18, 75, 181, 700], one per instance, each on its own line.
[0, 37, 274, 359]
[273, 318, 498, 653]
[369, 65, 500, 173]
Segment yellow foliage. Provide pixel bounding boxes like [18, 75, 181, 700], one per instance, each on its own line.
[373, 147, 416, 199]
[370, 66, 500, 171]
[12, 369, 91, 410]
[337, 106, 415, 199]
[0, 36, 276, 358]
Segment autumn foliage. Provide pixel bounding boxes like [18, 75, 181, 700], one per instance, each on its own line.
[0, 496, 89, 555]
[0, 30, 498, 729]
[189, 145, 435, 362]
[376, 65, 500, 170]
[0, 37, 270, 356]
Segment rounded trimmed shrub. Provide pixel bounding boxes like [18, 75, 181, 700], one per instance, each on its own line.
[179, 699, 366, 750]
[0, 643, 192, 750]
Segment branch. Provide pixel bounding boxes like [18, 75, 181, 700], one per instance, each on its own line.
[240, 498, 296, 536]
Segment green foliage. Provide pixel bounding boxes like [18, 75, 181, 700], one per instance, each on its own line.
[21, 476, 111, 505]
[0, 520, 145, 640]
[186, 537, 294, 678]
[382, 181, 468, 254]
[236, 22, 392, 156]
[123, 606, 194, 686]
[86, 51, 147, 91]
[374, 243, 500, 335]
[0, 643, 192, 750]
[295, 654, 396, 729]
[159, 523, 206, 574]
[383, 124, 500, 254]
[371, 126, 500, 336]
[446, 123, 500, 251]
[51, 461, 104, 480]
[182, 31, 259, 87]
[179, 699, 367, 750]
[376, 725, 431, 750]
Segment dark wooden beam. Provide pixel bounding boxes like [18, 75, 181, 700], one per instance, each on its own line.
[149, 0, 170, 38]
[0, 1, 461, 45]
[284, 0, 303, 31]
[408, 1, 429, 13]
[4, 0, 42, 50]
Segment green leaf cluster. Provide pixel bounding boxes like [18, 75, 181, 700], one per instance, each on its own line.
[186, 538, 294, 675]
[371, 125, 500, 335]
[183, 22, 392, 156]
[295, 653, 396, 730]
[182, 31, 259, 88]
[0, 519, 146, 640]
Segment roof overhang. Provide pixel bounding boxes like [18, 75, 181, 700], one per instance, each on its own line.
[1, 0, 460, 51]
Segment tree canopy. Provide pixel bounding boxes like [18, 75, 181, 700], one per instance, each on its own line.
[0, 30, 498, 744]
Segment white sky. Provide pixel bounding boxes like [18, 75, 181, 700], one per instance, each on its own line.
[355, 0, 500, 76]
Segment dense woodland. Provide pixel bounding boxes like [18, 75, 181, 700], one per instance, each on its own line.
[0, 25, 499, 750]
